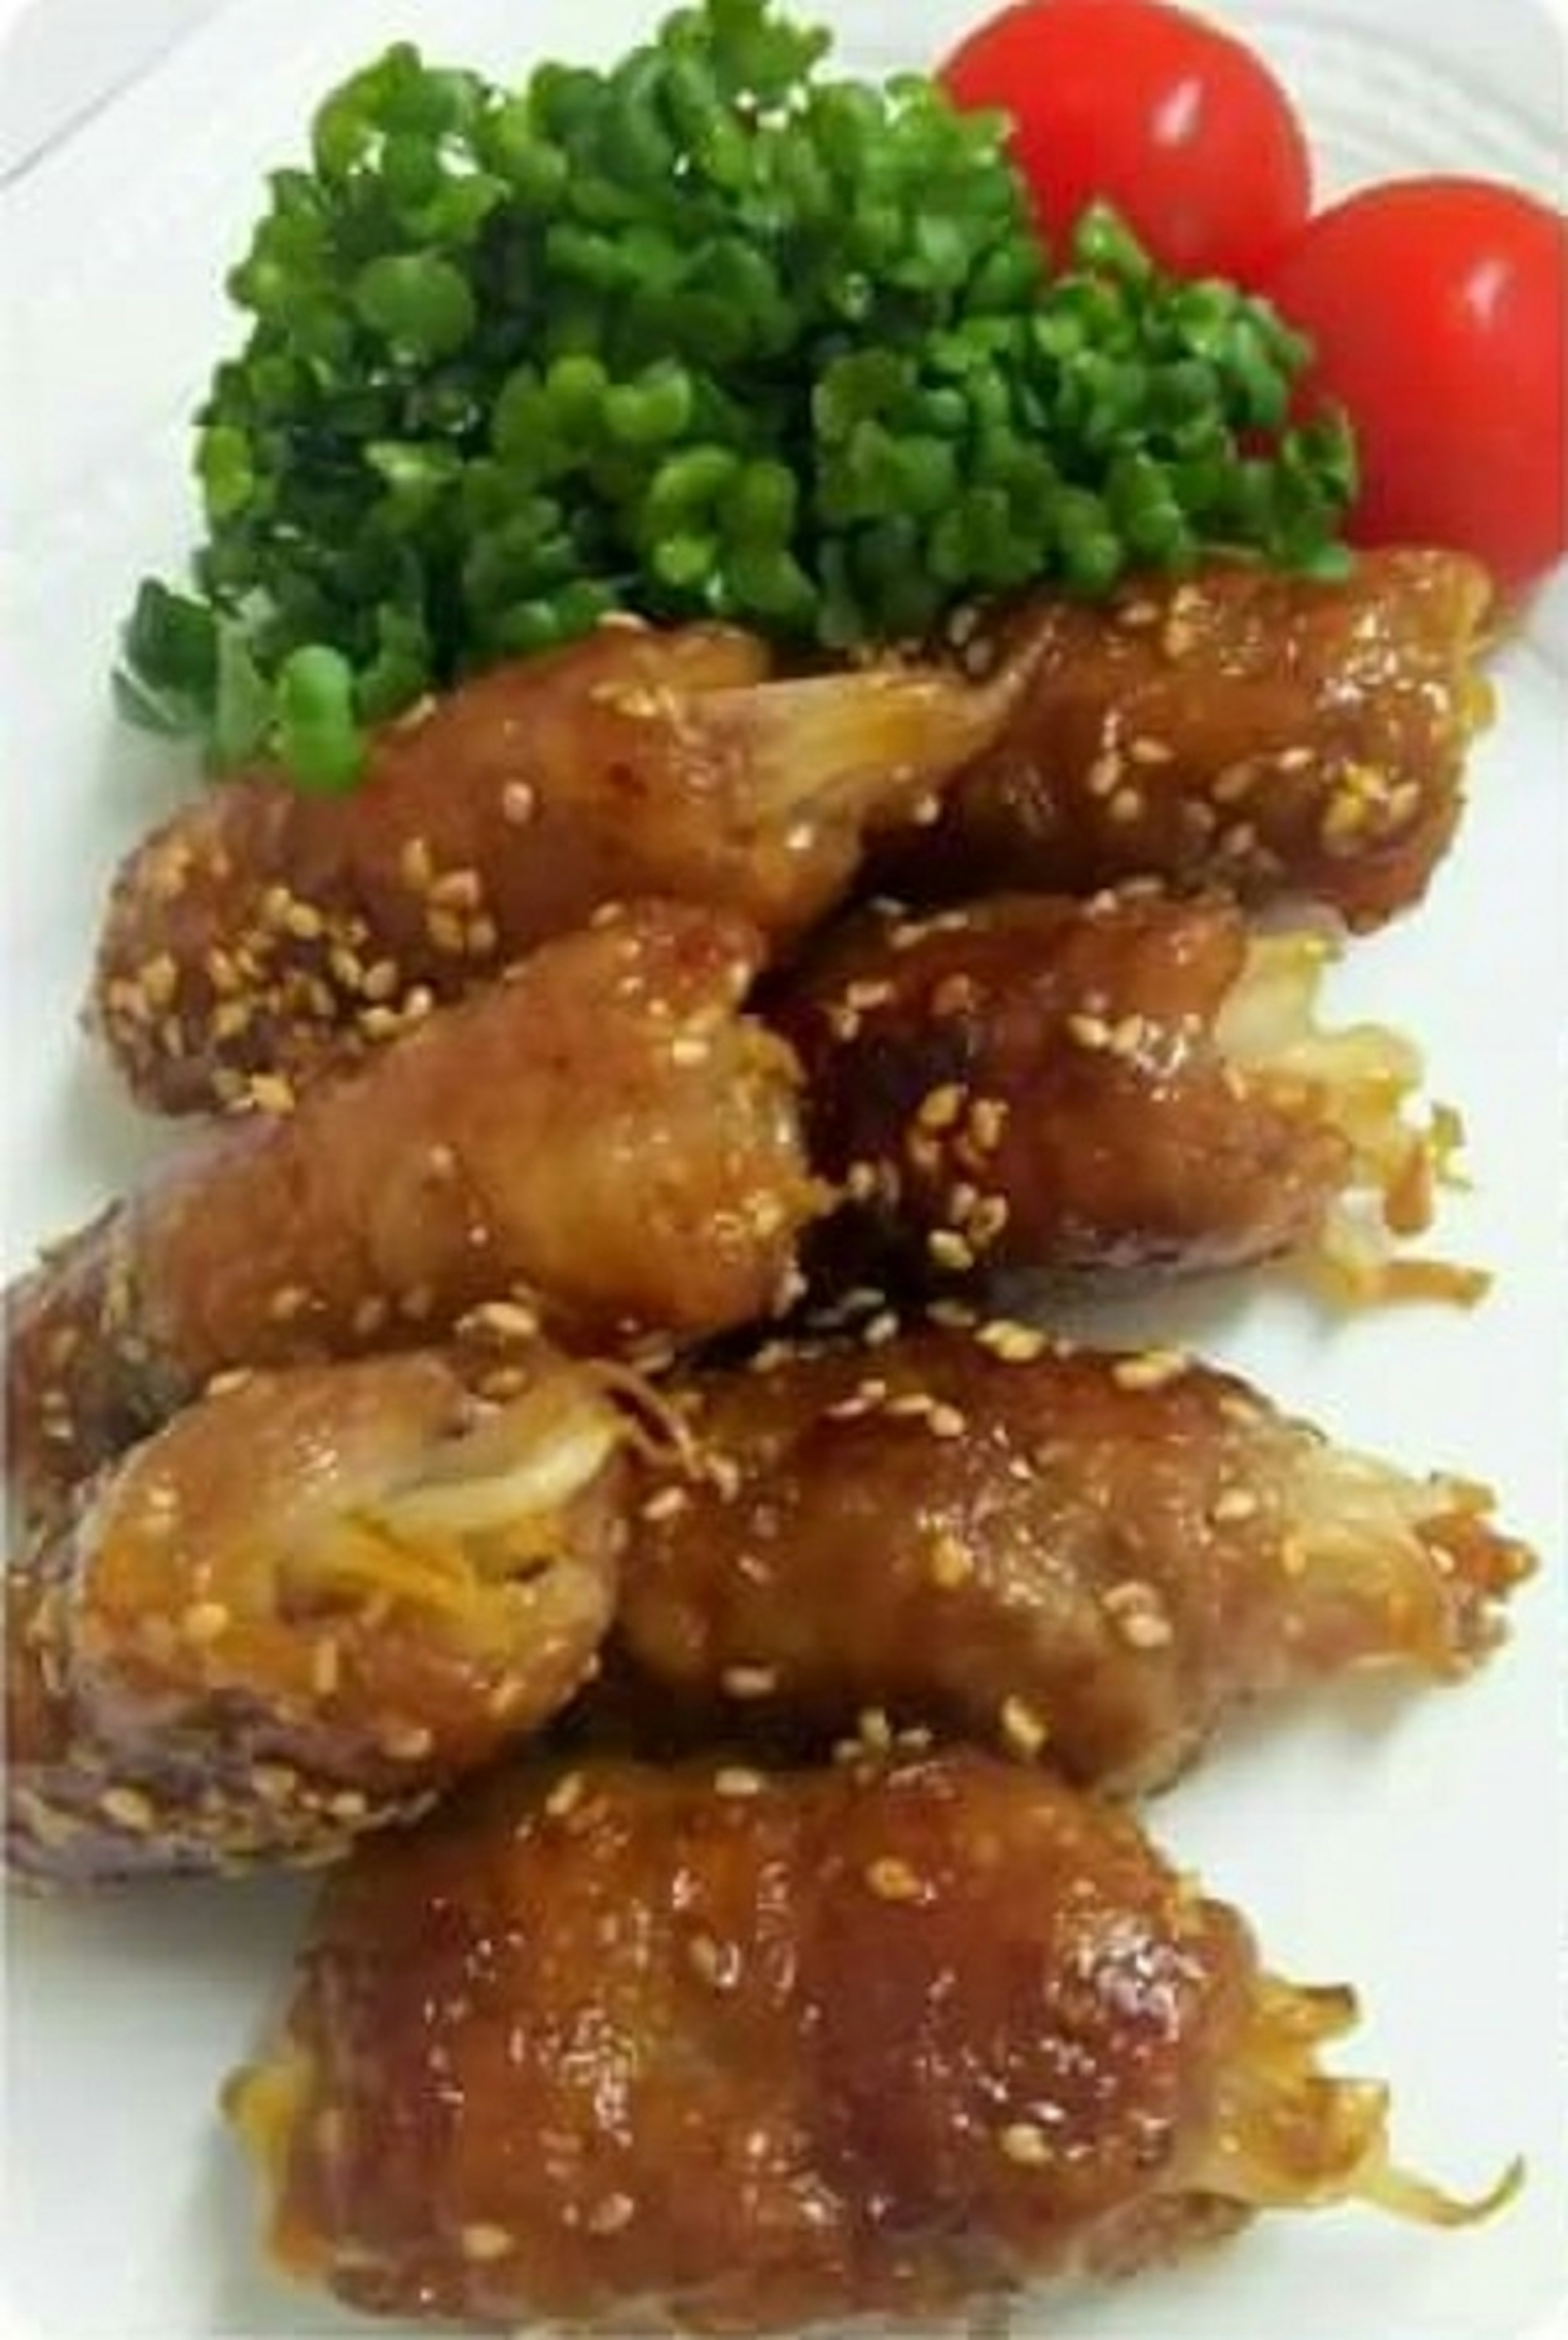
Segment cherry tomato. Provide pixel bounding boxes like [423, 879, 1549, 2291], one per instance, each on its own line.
[1265, 178, 1568, 595]
[940, 0, 1311, 286]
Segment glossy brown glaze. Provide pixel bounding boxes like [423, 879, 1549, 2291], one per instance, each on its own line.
[229, 1752, 1268, 2331]
[234, 1750, 1491, 2332]
[616, 1319, 1531, 1793]
[7, 902, 821, 1518]
[771, 889, 1445, 1295]
[91, 620, 1007, 1114]
[6, 1349, 626, 1885]
[874, 550, 1493, 929]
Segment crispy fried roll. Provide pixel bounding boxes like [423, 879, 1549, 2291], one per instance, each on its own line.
[616, 1319, 1530, 1792]
[92, 619, 1008, 1114]
[770, 890, 1476, 1302]
[228, 1750, 1512, 2334]
[6, 1348, 625, 1885]
[7, 902, 820, 1518]
[874, 550, 1493, 929]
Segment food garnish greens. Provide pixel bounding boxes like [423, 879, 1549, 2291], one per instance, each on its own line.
[115, 0, 1353, 788]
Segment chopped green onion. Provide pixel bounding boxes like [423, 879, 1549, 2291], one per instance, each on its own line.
[116, 0, 1356, 787]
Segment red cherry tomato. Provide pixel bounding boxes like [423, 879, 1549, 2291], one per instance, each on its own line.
[939, 0, 1311, 286]
[1263, 178, 1568, 596]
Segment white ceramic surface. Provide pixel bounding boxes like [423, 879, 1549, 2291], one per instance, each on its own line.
[1, 3, 1564, 2336]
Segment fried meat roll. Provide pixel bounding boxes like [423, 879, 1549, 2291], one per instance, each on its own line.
[228, 1750, 1510, 2334]
[6, 1348, 625, 1886]
[7, 902, 820, 1519]
[617, 1321, 1530, 1792]
[771, 889, 1477, 1301]
[874, 550, 1493, 929]
[92, 618, 1008, 1114]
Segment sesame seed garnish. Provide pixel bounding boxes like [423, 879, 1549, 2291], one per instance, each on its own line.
[310, 1638, 342, 1698]
[721, 1665, 780, 1700]
[267, 1284, 312, 1324]
[464, 1299, 541, 1343]
[999, 2121, 1051, 2167]
[966, 1097, 1009, 1152]
[857, 1707, 895, 1752]
[927, 1229, 976, 1273]
[1107, 785, 1145, 824]
[929, 1532, 976, 1589]
[430, 868, 482, 912]
[976, 1318, 1047, 1364]
[400, 837, 435, 891]
[1000, 1696, 1049, 1759]
[546, 1772, 587, 1818]
[501, 779, 536, 825]
[845, 978, 894, 1012]
[426, 908, 468, 956]
[640, 1484, 691, 1524]
[1103, 1580, 1176, 1650]
[586, 2193, 636, 2237]
[1066, 1011, 1112, 1050]
[927, 1402, 967, 1440]
[380, 1721, 436, 1762]
[248, 1073, 296, 1116]
[865, 1856, 924, 1903]
[460, 2223, 515, 2263]
[252, 1764, 301, 1805]
[927, 1297, 979, 1330]
[1211, 1486, 1261, 1522]
[966, 1196, 1010, 1249]
[918, 1084, 965, 1132]
[1111, 1348, 1189, 1391]
[714, 1767, 766, 1799]
[100, 1785, 158, 1834]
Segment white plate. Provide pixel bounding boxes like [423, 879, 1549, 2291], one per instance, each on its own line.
[2, 3, 1565, 2336]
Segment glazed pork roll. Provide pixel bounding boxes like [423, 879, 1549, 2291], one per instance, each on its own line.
[615, 1317, 1530, 1792]
[7, 900, 822, 1519]
[91, 617, 1009, 1114]
[770, 888, 1480, 1305]
[228, 1749, 1513, 2334]
[7, 1346, 626, 1885]
[873, 548, 1494, 930]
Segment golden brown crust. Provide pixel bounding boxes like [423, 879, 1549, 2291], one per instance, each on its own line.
[769, 890, 1349, 1289]
[875, 550, 1493, 929]
[615, 1321, 1528, 1792]
[6, 1349, 624, 1885]
[90, 621, 1004, 1115]
[229, 1752, 1259, 2331]
[7, 902, 821, 1517]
